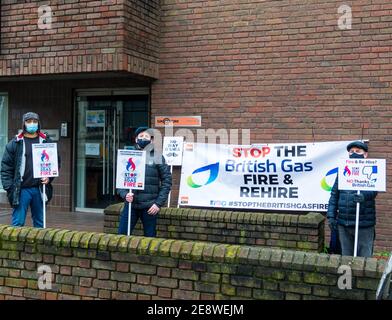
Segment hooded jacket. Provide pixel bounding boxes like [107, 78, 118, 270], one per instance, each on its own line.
[1, 131, 56, 207]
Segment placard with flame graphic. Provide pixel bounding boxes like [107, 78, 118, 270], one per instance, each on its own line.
[116, 149, 146, 190]
[32, 143, 59, 178]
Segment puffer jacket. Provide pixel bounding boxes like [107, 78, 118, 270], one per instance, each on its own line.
[1, 132, 56, 207]
[327, 177, 377, 228]
[117, 147, 172, 209]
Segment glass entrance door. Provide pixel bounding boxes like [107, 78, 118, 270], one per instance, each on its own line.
[75, 94, 149, 211]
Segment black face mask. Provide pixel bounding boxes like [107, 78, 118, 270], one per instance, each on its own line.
[136, 138, 151, 149]
[349, 152, 365, 159]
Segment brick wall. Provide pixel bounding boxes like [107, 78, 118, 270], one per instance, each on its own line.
[124, 0, 160, 76]
[104, 204, 325, 252]
[0, 224, 386, 300]
[0, 0, 160, 78]
[152, 0, 392, 251]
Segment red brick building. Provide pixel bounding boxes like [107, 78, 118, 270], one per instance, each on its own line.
[0, 1, 391, 250]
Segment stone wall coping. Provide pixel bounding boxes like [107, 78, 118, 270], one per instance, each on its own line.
[104, 203, 325, 227]
[0, 224, 384, 277]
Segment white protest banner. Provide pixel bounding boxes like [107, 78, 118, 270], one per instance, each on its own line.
[32, 143, 59, 229]
[338, 158, 386, 192]
[32, 143, 59, 178]
[179, 141, 352, 212]
[116, 149, 146, 190]
[163, 136, 184, 166]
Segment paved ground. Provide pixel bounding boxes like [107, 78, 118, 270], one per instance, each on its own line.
[0, 209, 104, 233]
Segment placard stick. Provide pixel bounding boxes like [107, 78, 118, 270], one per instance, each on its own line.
[43, 183, 46, 229]
[167, 166, 173, 207]
[127, 189, 132, 236]
[353, 190, 360, 257]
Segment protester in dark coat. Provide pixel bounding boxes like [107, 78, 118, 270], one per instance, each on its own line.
[327, 141, 377, 257]
[117, 127, 172, 236]
[1, 112, 56, 227]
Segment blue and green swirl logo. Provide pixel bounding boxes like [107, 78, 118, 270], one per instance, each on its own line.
[187, 162, 219, 188]
[321, 167, 338, 191]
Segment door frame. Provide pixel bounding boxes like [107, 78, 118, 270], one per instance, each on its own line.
[71, 87, 151, 213]
[0, 92, 8, 193]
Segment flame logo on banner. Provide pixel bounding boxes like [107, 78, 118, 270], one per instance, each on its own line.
[343, 165, 351, 176]
[41, 150, 49, 162]
[126, 158, 136, 171]
[187, 162, 219, 188]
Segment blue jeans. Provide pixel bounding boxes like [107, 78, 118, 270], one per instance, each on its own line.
[118, 202, 157, 237]
[338, 225, 375, 257]
[12, 187, 43, 228]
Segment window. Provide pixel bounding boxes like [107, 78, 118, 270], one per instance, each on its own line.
[0, 93, 8, 191]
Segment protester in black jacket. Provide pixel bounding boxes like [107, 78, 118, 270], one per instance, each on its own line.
[1, 112, 56, 228]
[327, 141, 377, 257]
[117, 127, 172, 236]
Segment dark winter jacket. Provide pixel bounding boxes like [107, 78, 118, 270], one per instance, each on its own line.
[327, 177, 377, 228]
[1, 132, 57, 208]
[117, 147, 172, 210]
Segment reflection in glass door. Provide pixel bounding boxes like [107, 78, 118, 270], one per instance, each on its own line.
[75, 94, 149, 212]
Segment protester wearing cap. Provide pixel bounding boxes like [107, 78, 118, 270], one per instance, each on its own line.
[1, 112, 56, 228]
[346, 140, 369, 154]
[327, 141, 377, 257]
[117, 126, 172, 237]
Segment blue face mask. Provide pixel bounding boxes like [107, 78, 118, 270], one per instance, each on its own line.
[349, 152, 365, 159]
[137, 138, 151, 149]
[25, 123, 38, 134]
